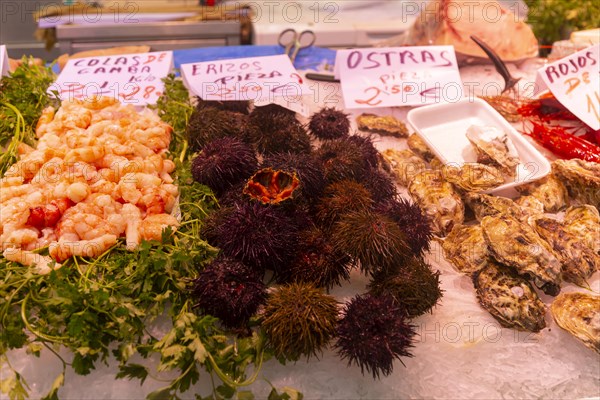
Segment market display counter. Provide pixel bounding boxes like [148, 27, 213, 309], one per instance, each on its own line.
[2, 46, 599, 400]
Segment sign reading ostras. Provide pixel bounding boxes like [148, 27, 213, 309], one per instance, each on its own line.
[536, 43, 600, 131]
[180, 54, 308, 106]
[49, 51, 174, 106]
[335, 46, 463, 109]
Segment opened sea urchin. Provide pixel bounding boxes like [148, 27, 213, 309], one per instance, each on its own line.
[368, 256, 442, 318]
[335, 293, 415, 378]
[192, 256, 267, 328]
[191, 137, 258, 195]
[262, 283, 339, 361]
[309, 107, 351, 140]
[262, 152, 327, 202]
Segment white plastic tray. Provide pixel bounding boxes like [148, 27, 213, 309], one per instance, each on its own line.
[407, 97, 551, 194]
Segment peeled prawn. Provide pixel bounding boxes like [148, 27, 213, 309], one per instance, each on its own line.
[121, 203, 142, 251]
[139, 214, 179, 242]
[49, 234, 117, 262]
[3, 248, 62, 275]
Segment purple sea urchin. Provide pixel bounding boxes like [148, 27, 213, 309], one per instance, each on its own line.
[376, 198, 433, 256]
[187, 107, 245, 151]
[330, 210, 412, 275]
[309, 107, 351, 140]
[196, 97, 250, 114]
[359, 168, 398, 205]
[281, 226, 352, 289]
[201, 202, 299, 272]
[335, 293, 415, 379]
[249, 117, 312, 156]
[344, 135, 379, 169]
[262, 283, 339, 361]
[192, 256, 267, 328]
[368, 256, 442, 318]
[315, 138, 373, 183]
[191, 137, 258, 195]
[262, 152, 327, 202]
[316, 180, 374, 228]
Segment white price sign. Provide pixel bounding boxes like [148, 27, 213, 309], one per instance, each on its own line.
[49, 51, 174, 106]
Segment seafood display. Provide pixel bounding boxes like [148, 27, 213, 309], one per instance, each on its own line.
[551, 292, 600, 353]
[480, 215, 562, 296]
[0, 98, 178, 269]
[474, 262, 546, 332]
[408, 170, 465, 236]
[356, 113, 409, 137]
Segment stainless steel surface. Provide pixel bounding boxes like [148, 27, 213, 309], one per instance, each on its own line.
[57, 20, 241, 54]
[0, 0, 61, 60]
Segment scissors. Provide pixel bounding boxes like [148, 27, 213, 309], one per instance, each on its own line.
[278, 28, 316, 63]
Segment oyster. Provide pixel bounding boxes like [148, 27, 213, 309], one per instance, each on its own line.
[551, 292, 600, 353]
[407, 134, 436, 162]
[552, 159, 600, 208]
[442, 224, 489, 274]
[466, 125, 520, 178]
[473, 261, 546, 332]
[481, 215, 562, 296]
[515, 173, 569, 213]
[532, 217, 598, 286]
[564, 205, 600, 254]
[356, 113, 408, 137]
[382, 149, 428, 187]
[514, 195, 545, 216]
[408, 170, 465, 236]
[442, 163, 505, 192]
[465, 192, 533, 223]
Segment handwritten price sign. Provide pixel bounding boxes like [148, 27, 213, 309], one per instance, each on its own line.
[0, 45, 8, 77]
[336, 46, 463, 109]
[49, 51, 173, 106]
[535, 44, 600, 130]
[180, 55, 309, 114]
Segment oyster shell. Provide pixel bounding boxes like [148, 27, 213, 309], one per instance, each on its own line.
[442, 163, 505, 192]
[552, 159, 600, 208]
[382, 149, 428, 187]
[442, 224, 489, 274]
[356, 113, 408, 137]
[481, 215, 562, 296]
[515, 173, 569, 213]
[407, 134, 436, 162]
[473, 261, 546, 332]
[563, 205, 600, 254]
[532, 217, 598, 286]
[514, 195, 545, 216]
[466, 125, 520, 178]
[551, 292, 600, 353]
[408, 170, 465, 236]
[465, 192, 536, 223]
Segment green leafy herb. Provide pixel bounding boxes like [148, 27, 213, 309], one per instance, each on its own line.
[0, 58, 56, 175]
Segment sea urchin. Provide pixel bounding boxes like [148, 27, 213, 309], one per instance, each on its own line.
[309, 107, 351, 140]
[192, 256, 267, 328]
[262, 283, 339, 361]
[335, 293, 415, 378]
